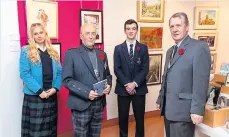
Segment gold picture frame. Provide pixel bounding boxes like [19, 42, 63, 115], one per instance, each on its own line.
[211, 53, 217, 74]
[194, 6, 219, 30]
[194, 32, 218, 51]
[26, 0, 58, 38]
[137, 0, 165, 23]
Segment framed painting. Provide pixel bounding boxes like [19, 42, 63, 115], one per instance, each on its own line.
[80, 9, 103, 44]
[137, 0, 165, 23]
[26, 0, 58, 38]
[146, 54, 162, 85]
[52, 43, 61, 59]
[210, 53, 217, 74]
[194, 32, 218, 50]
[140, 27, 163, 50]
[194, 7, 219, 30]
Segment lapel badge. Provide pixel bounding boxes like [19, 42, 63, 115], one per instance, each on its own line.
[104, 61, 107, 69]
[137, 57, 141, 64]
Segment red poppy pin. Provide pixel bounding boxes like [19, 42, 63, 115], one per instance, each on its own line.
[99, 53, 105, 61]
[178, 48, 184, 55]
[136, 46, 140, 51]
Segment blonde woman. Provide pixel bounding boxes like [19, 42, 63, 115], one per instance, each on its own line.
[20, 23, 62, 137]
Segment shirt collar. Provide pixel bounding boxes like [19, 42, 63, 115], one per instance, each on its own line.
[126, 40, 136, 47]
[83, 44, 95, 52]
[176, 35, 188, 48]
[36, 44, 46, 51]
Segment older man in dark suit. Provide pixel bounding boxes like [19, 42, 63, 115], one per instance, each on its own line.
[156, 12, 211, 137]
[62, 24, 112, 137]
[114, 19, 149, 137]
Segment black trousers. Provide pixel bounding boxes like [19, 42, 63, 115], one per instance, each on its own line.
[164, 116, 195, 137]
[118, 95, 146, 137]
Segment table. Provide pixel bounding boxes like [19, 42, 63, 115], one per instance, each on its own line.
[194, 123, 229, 137]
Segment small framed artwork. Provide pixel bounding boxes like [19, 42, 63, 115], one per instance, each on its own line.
[26, 0, 58, 38]
[147, 54, 162, 85]
[80, 9, 103, 44]
[194, 7, 219, 30]
[137, 0, 165, 23]
[210, 53, 217, 74]
[52, 43, 61, 59]
[194, 32, 218, 50]
[140, 27, 163, 50]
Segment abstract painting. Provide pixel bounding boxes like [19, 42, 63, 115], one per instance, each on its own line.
[140, 27, 163, 50]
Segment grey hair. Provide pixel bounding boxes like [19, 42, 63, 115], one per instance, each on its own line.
[169, 12, 189, 26]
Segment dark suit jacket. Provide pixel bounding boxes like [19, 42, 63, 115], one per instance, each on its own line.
[62, 45, 112, 111]
[114, 41, 149, 96]
[157, 35, 211, 122]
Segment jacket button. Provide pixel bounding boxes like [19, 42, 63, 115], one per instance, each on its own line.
[73, 85, 75, 87]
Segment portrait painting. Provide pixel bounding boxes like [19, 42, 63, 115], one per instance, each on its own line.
[194, 7, 219, 29]
[80, 9, 103, 44]
[146, 54, 162, 85]
[26, 0, 58, 38]
[137, 0, 165, 23]
[140, 27, 163, 50]
[210, 53, 217, 74]
[194, 32, 217, 50]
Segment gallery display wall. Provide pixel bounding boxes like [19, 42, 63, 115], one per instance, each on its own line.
[1, 0, 229, 137]
[17, 0, 104, 135]
[103, 0, 229, 120]
[1, 0, 106, 135]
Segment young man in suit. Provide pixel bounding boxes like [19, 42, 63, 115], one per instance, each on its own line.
[62, 24, 112, 137]
[114, 19, 149, 137]
[156, 12, 211, 137]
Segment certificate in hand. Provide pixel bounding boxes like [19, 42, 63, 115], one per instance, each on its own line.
[93, 79, 107, 96]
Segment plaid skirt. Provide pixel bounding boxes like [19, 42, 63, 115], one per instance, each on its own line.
[21, 93, 57, 137]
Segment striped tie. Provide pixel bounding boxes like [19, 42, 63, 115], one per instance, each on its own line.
[170, 45, 178, 64]
[129, 44, 134, 69]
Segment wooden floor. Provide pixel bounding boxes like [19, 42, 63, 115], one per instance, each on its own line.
[59, 116, 164, 137]
[101, 116, 164, 137]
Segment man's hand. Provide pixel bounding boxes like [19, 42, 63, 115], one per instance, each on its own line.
[89, 90, 98, 100]
[39, 91, 49, 99]
[103, 84, 111, 95]
[156, 103, 160, 110]
[191, 114, 203, 124]
[47, 88, 57, 96]
[125, 82, 136, 95]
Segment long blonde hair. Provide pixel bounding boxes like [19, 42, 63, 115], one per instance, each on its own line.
[27, 23, 59, 64]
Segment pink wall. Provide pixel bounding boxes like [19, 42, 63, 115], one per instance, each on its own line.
[17, 0, 105, 134]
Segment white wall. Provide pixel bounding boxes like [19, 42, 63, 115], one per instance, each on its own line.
[104, 0, 229, 119]
[0, 0, 23, 137]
